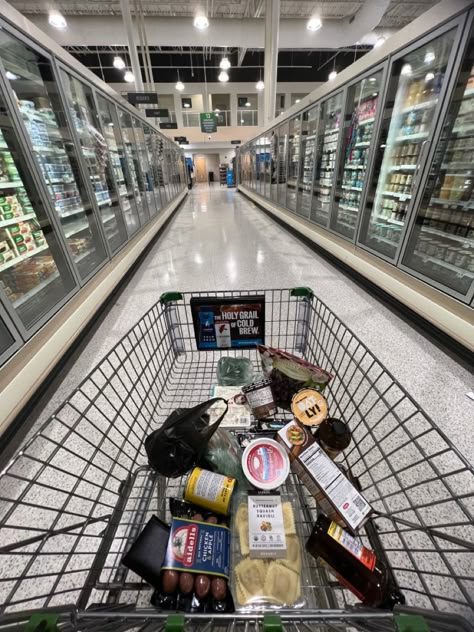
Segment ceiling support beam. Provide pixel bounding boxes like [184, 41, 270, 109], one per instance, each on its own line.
[119, 0, 144, 91]
[263, 0, 279, 125]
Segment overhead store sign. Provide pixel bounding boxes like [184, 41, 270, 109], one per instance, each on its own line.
[200, 112, 217, 134]
[145, 108, 169, 118]
[231, 140, 241, 145]
[179, 141, 190, 145]
[174, 136, 187, 142]
[127, 92, 159, 104]
[160, 122, 178, 129]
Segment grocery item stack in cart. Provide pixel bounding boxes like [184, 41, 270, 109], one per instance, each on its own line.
[124, 345, 403, 614]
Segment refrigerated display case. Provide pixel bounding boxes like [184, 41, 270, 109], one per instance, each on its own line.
[286, 115, 301, 212]
[118, 108, 149, 226]
[311, 92, 343, 227]
[61, 69, 128, 254]
[0, 306, 20, 365]
[296, 105, 318, 219]
[277, 122, 288, 208]
[132, 118, 155, 218]
[143, 125, 163, 213]
[96, 95, 141, 238]
[331, 71, 384, 239]
[358, 27, 458, 260]
[401, 23, 474, 300]
[0, 32, 108, 281]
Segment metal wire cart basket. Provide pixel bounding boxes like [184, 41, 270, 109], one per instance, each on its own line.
[0, 288, 473, 632]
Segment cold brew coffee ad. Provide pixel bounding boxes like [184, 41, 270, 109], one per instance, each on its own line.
[190, 296, 265, 350]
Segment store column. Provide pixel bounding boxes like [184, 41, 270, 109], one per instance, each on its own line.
[263, 0, 280, 125]
[230, 93, 238, 127]
[119, 0, 144, 91]
[173, 92, 184, 128]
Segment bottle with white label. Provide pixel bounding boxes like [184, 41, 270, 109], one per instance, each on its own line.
[306, 514, 404, 608]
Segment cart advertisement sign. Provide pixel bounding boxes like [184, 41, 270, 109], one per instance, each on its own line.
[190, 296, 265, 350]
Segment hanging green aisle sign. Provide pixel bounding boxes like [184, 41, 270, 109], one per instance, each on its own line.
[200, 112, 217, 133]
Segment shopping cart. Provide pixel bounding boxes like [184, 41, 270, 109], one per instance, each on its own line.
[0, 288, 473, 632]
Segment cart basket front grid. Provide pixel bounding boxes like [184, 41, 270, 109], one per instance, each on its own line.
[0, 288, 472, 631]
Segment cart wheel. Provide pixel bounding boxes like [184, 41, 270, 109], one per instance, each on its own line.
[165, 614, 185, 632]
[263, 614, 282, 631]
[394, 614, 429, 631]
[24, 614, 59, 632]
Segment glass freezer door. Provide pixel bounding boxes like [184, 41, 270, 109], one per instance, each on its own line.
[311, 92, 343, 227]
[96, 95, 140, 237]
[132, 118, 155, 218]
[61, 71, 128, 254]
[401, 24, 474, 299]
[277, 122, 288, 207]
[0, 308, 19, 365]
[118, 108, 148, 226]
[296, 105, 319, 219]
[143, 125, 163, 212]
[286, 115, 301, 212]
[332, 72, 383, 239]
[0, 33, 108, 281]
[358, 28, 457, 259]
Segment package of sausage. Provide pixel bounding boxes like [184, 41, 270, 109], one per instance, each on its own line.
[152, 505, 235, 613]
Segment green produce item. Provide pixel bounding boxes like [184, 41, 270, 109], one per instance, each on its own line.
[217, 356, 254, 386]
[205, 428, 249, 490]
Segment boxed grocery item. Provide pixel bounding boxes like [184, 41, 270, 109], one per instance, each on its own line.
[276, 420, 371, 532]
[209, 385, 251, 429]
[232, 491, 306, 609]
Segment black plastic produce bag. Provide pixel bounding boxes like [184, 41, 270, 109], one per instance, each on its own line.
[145, 398, 228, 477]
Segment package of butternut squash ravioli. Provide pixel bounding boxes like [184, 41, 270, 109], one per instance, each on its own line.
[231, 491, 311, 610]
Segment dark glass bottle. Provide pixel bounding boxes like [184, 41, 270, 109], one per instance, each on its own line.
[306, 514, 391, 607]
[317, 417, 351, 460]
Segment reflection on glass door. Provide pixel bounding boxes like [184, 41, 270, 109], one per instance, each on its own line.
[118, 108, 148, 225]
[0, 93, 76, 329]
[286, 115, 301, 212]
[144, 125, 163, 213]
[296, 105, 318, 219]
[311, 92, 343, 226]
[132, 118, 155, 218]
[332, 72, 383, 239]
[0, 309, 17, 363]
[96, 96, 140, 237]
[0, 33, 107, 281]
[269, 129, 279, 202]
[402, 25, 474, 298]
[358, 29, 457, 259]
[61, 71, 127, 254]
[277, 123, 288, 207]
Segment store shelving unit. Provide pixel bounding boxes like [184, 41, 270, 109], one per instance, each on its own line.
[238, 0, 474, 317]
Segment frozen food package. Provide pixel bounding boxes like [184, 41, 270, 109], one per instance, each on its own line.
[231, 491, 310, 610]
[257, 345, 333, 410]
[217, 356, 255, 386]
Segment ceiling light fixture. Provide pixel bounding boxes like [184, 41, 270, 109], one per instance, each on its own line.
[401, 63, 412, 76]
[113, 56, 125, 70]
[425, 71, 435, 82]
[295, 98, 301, 103]
[369, 77, 376, 83]
[218, 70, 229, 82]
[175, 80, 185, 90]
[124, 70, 135, 82]
[328, 70, 337, 81]
[424, 51, 435, 64]
[193, 14, 209, 30]
[5, 71, 18, 80]
[256, 79, 264, 90]
[183, 102, 191, 108]
[374, 36, 385, 49]
[245, 101, 251, 107]
[307, 16, 322, 32]
[215, 108, 220, 112]
[48, 11, 67, 29]
[219, 56, 231, 70]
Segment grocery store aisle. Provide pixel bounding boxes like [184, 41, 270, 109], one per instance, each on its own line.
[28, 183, 473, 461]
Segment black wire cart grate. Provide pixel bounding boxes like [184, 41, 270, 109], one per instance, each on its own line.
[0, 288, 472, 631]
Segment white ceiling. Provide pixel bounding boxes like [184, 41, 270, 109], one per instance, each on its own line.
[6, 0, 442, 28]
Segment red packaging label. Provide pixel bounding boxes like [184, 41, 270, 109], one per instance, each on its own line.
[328, 522, 376, 571]
[246, 443, 286, 485]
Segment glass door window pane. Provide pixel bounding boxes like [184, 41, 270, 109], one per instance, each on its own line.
[277, 123, 288, 207]
[311, 92, 343, 226]
[0, 312, 15, 360]
[296, 105, 319, 218]
[132, 118, 155, 218]
[0, 34, 108, 281]
[118, 108, 149, 225]
[359, 29, 456, 259]
[287, 115, 302, 212]
[402, 26, 474, 296]
[144, 126, 163, 212]
[97, 96, 140, 237]
[61, 72, 128, 254]
[332, 73, 383, 239]
[0, 94, 76, 329]
[269, 130, 279, 202]
[264, 136, 271, 193]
